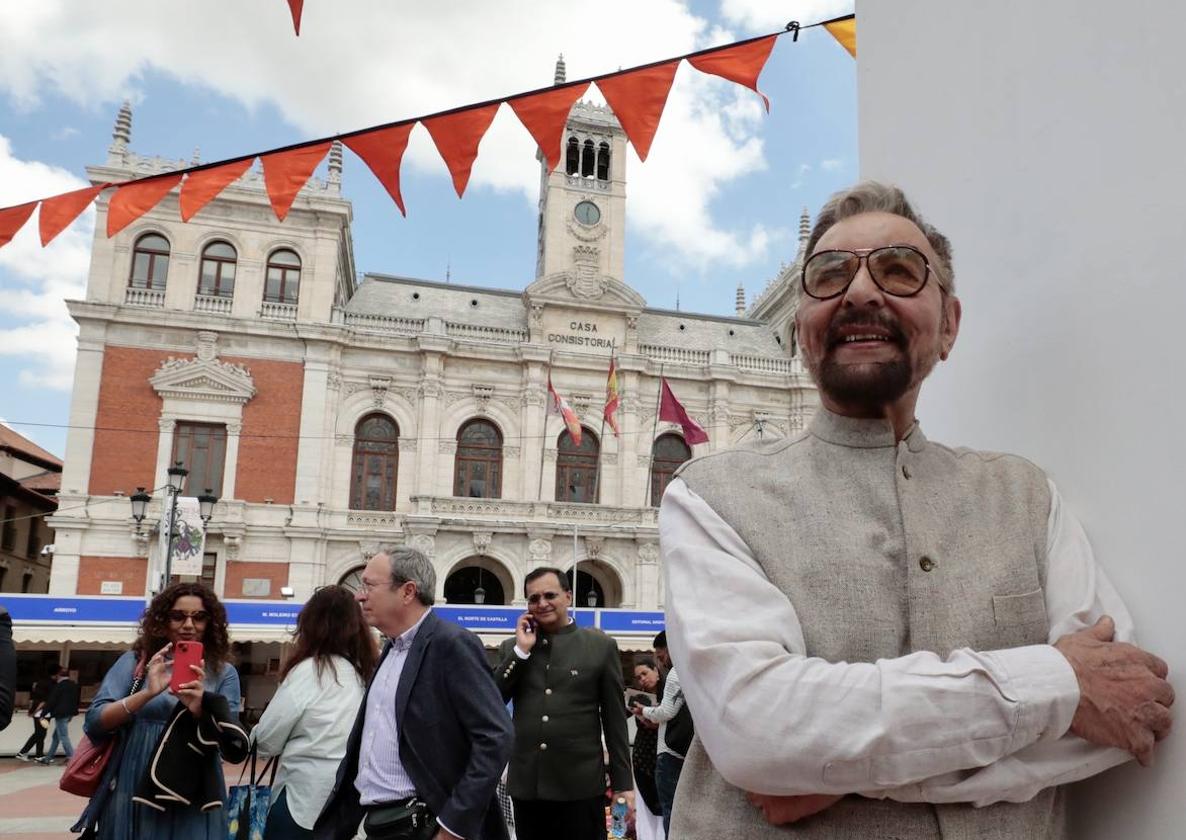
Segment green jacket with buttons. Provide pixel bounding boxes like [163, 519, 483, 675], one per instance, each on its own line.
[495, 622, 632, 801]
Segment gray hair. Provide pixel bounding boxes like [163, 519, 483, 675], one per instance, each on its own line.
[805, 181, 956, 293]
[376, 544, 436, 607]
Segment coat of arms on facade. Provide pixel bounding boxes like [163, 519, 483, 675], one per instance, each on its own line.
[564, 245, 609, 300]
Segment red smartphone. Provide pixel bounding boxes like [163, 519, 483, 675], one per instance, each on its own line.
[169, 641, 204, 693]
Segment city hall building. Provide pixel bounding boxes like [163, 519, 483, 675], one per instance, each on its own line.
[11, 70, 817, 705]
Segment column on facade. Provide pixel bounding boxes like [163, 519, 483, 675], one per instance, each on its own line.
[413, 346, 447, 498]
[286, 342, 334, 595]
[49, 325, 108, 595]
[518, 353, 549, 501]
[709, 377, 731, 454]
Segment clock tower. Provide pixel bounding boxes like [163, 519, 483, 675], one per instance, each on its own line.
[535, 55, 629, 286]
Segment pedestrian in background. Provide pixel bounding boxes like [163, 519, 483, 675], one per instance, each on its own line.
[633, 633, 691, 835]
[15, 662, 60, 761]
[629, 656, 664, 840]
[253, 585, 378, 840]
[0, 604, 15, 732]
[38, 664, 80, 764]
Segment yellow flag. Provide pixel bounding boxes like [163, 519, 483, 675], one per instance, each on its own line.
[824, 18, 856, 58]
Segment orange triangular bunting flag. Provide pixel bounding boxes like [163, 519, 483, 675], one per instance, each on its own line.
[824, 18, 856, 57]
[595, 60, 680, 162]
[688, 35, 777, 112]
[260, 141, 332, 221]
[343, 124, 415, 215]
[106, 173, 183, 237]
[0, 201, 37, 249]
[287, 0, 304, 35]
[180, 158, 254, 222]
[39, 183, 107, 247]
[422, 103, 500, 198]
[508, 82, 590, 172]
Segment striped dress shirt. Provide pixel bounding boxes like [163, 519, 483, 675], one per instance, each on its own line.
[355, 609, 430, 806]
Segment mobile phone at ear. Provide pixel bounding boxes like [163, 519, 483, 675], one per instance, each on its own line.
[169, 641, 204, 694]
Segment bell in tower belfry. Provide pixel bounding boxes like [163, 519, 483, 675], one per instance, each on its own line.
[535, 54, 629, 286]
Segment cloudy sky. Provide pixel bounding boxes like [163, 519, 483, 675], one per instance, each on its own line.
[0, 0, 855, 456]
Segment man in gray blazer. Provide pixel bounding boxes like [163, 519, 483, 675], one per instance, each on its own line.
[316, 547, 513, 840]
[661, 181, 1174, 839]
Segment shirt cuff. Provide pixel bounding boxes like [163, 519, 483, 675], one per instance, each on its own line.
[513, 646, 531, 660]
[991, 643, 1080, 749]
[437, 816, 464, 839]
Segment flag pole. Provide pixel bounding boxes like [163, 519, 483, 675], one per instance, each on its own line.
[644, 364, 664, 506]
[592, 353, 611, 505]
[572, 521, 580, 618]
[537, 351, 554, 502]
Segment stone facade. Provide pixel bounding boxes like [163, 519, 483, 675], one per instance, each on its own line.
[48, 87, 818, 616]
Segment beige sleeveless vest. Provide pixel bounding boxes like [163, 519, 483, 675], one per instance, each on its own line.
[669, 409, 1063, 840]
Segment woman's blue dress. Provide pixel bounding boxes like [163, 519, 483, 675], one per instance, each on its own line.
[77, 649, 242, 840]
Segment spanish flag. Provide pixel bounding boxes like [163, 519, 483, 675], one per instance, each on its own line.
[547, 375, 582, 446]
[604, 356, 621, 437]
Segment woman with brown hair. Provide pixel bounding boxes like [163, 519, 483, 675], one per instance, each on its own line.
[252, 585, 377, 840]
[73, 582, 243, 840]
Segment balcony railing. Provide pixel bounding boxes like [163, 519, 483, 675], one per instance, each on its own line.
[730, 353, 801, 375]
[194, 293, 233, 314]
[341, 311, 425, 335]
[445, 322, 529, 344]
[124, 287, 165, 308]
[407, 495, 658, 527]
[639, 344, 711, 367]
[260, 300, 298, 321]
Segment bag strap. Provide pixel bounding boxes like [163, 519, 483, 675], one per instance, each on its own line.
[128, 655, 147, 697]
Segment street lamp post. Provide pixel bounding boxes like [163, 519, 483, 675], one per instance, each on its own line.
[163, 461, 189, 585]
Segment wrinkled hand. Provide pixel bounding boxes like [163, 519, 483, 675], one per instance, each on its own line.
[173, 659, 206, 717]
[145, 644, 172, 696]
[1054, 615, 1174, 766]
[514, 613, 537, 654]
[746, 793, 842, 825]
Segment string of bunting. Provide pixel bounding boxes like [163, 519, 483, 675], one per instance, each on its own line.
[0, 14, 855, 251]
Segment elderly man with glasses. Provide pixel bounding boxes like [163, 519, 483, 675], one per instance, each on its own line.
[493, 566, 633, 840]
[659, 181, 1174, 839]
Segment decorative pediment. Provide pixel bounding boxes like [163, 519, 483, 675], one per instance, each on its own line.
[523, 270, 646, 312]
[150, 355, 256, 405]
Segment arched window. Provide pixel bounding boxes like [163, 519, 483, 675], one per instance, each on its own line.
[565, 137, 580, 175]
[129, 233, 170, 290]
[443, 559, 508, 605]
[596, 142, 610, 181]
[350, 414, 398, 511]
[454, 419, 503, 498]
[581, 139, 596, 177]
[264, 249, 301, 304]
[650, 433, 692, 506]
[199, 241, 237, 298]
[555, 427, 599, 503]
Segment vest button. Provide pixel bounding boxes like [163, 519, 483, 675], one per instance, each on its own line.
[540, 742, 548, 750]
[545, 688, 553, 695]
[542, 715, 549, 722]
[919, 556, 936, 572]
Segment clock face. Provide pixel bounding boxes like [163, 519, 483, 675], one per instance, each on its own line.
[574, 200, 601, 226]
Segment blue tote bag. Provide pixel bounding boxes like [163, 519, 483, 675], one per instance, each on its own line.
[226, 749, 277, 840]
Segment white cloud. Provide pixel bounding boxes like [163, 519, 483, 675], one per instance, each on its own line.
[0, 0, 777, 271]
[791, 162, 812, 190]
[51, 126, 79, 140]
[0, 135, 91, 391]
[820, 158, 843, 172]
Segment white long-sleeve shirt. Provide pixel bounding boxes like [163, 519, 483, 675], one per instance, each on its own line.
[660, 476, 1133, 806]
[251, 655, 367, 829]
[641, 666, 686, 758]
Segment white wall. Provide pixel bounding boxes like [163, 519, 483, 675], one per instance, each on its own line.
[857, 2, 1184, 836]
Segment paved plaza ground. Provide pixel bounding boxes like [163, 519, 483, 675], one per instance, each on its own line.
[1, 721, 249, 840]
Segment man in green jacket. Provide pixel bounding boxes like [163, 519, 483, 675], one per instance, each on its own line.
[494, 567, 632, 840]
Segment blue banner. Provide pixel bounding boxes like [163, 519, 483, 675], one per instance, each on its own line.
[598, 610, 665, 633]
[0, 595, 145, 623]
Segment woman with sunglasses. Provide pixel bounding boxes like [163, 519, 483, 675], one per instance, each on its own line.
[251, 585, 377, 840]
[74, 582, 241, 840]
